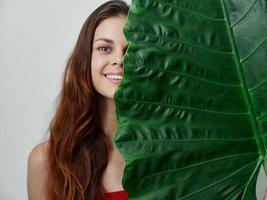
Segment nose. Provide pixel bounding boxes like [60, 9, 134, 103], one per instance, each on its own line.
[112, 51, 124, 67]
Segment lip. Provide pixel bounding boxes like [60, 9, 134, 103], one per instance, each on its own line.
[104, 73, 123, 76]
[103, 74, 122, 85]
[103, 69, 123, 76]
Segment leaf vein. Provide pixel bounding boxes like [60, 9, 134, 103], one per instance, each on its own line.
[119, 137, 256, 144]
[220, 0, 267, 161]
[119, 98, 249, 116]
[127, 31, 233, 55]
[240, 36, 267, 63]
[132, 63, 241, 88]
[232, 0, 258, 28]
[241, 157, 262, 200]
[225, 183, 247, 200]
[156, 0, 224, 22]
[180, 160, 257, 199]
[248, 78, 267, 92]
[257, 112, 267, 121]
[129, 154, 258, 185]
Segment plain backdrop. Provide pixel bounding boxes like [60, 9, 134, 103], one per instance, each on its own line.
[0, 0, 266, 199]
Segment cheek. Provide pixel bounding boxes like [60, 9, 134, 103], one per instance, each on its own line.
[91, 56, 101, 75]
[91, 53, 107, 75]
[91, 57, 108, 87]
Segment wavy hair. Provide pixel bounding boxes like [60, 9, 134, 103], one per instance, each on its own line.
[46, 1, 129, 199]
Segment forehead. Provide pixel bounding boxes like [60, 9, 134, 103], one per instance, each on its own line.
[93, 15, 127, 44]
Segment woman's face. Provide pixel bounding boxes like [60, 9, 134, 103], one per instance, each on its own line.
[91, 15, 128, 99]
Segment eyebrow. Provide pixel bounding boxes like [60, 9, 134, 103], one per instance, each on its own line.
[94, 38, 114, 43]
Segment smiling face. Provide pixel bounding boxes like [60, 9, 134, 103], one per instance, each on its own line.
[91, 15, 128, 99]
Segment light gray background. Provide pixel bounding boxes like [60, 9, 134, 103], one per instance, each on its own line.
[0, 0, 266, 199]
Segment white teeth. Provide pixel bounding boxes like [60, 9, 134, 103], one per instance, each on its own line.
[105, 74, 122, 80]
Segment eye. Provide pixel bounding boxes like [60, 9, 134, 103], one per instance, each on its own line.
[97, 46, 111, 53]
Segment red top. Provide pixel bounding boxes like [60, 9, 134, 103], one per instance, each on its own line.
[104, 190, 129, 200]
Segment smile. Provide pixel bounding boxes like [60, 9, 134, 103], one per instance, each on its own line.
[105, 74, 122, 80]
[104, 74, 122, 84]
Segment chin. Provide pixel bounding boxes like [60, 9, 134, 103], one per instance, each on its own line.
[105, 93, 115, 99]
[99, 90, 116, 100]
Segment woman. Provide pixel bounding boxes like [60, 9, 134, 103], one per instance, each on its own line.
[27, 1, 129, 199]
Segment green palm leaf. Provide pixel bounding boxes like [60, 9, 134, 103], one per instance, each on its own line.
[114, 0, 267, 199]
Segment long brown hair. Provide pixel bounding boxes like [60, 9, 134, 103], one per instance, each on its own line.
[47, 1, 129, 199]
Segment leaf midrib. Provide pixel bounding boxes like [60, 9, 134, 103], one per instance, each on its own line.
[220, 0, 266, 158]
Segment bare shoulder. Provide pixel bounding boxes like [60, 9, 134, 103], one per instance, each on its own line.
[28, 139, 49, 166]
[27, 139, 50, 200]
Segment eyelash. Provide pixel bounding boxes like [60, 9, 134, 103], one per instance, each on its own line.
[97, 46, 112, 53]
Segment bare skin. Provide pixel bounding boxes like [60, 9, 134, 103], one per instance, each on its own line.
[97, 96, 125, 192]
[27, 139, 49, 200]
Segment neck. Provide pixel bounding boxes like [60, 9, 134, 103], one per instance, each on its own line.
[97, 94, 118, 144]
